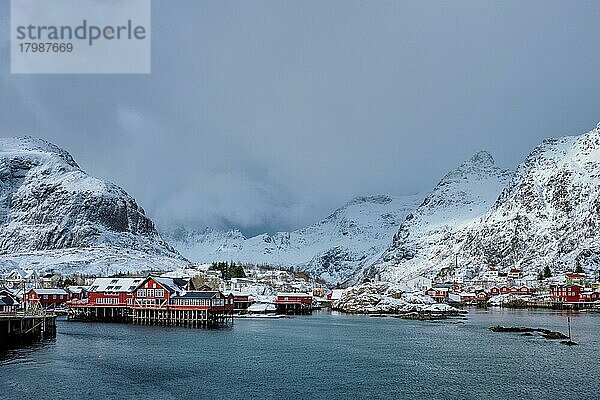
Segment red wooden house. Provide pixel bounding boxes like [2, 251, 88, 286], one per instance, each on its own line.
[169, 291, 234, 312]
[551, 285, 582, 303]
[130, 276, 235, 312]
[509, 286, 531, 295]
[580, 290, 600, 302]
[424, 287, 449, 303]
[223, 291, 253, 311]
[275, 292, 313, 314]
[24, 288, 70, 308]
[67, 275, 234, 326]
[131, 276, 178, 308]
[72, 277, 145, 308]
[489, 286, 531, 296]
[459, 292, 477, 302]
[476, 291, 488, 302]
[67, 286, 89, 300]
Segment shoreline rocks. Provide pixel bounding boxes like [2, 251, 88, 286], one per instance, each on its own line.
[332, 282, 464, 317]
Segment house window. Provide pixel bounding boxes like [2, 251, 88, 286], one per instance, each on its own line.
[155, 289, 164, 297]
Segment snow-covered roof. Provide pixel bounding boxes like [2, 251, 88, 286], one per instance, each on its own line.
[277, 292, 312, 297]
[330, 289, 346, 300]
[6, 268, 38, 280]
[160, 268, 203, 279]
[247, 302, 276, 312]
[145, 276, 186, 295]
[67, 286, 89, 293]
[88, 277, 144, 293]
[223, 291, 251, 297]
[0, 294, 17, 306]
[30, 288, 69, 295]
[172, 291, 222, 299]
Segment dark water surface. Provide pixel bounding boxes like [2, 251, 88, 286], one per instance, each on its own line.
[1, 309, 598, 399]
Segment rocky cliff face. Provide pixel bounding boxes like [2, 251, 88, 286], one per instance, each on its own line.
[365, 151, 513, 282]
[0, 137, 186, 274]
[447, 124, 600, 279]
[166, 194, 422, 285]
[367, 123, 600, 283]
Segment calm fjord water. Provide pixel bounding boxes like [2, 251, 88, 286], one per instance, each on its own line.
[1, 309, 598, 400]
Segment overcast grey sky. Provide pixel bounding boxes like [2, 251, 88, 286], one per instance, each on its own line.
[2, 1, 600, 235]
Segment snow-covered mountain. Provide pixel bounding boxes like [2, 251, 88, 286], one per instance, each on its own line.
[0, 137, 187, 275]
[364, 151, 513, 282]
[367, 123, 600, 283]
[446, 123, 600, 279]
[166, 194, 422, 285]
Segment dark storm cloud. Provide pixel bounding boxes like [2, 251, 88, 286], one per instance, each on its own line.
[2, 0, 600, 234]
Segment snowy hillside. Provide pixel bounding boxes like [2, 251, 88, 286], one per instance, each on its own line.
[166, 194, 422, 285]
[367, 123, 600, 283]
[446, 123, 600, 279]
[0, 137, 187, 275]
[364, 151, 513, 282]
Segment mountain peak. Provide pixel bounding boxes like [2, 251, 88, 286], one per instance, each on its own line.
[0, 136, 79, 168]
[346, 195, 393, 206]
[0, 137, 185, 274]
[467, 150, 495, 167]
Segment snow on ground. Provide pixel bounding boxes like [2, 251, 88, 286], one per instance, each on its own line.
[366, 151, 513, 282]
[0, 247, 188, 276]
[332, 281, 461, 314]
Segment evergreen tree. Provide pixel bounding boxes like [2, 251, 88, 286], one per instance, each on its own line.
[230, 264, 246, 279]
[543, 265, 552, 278]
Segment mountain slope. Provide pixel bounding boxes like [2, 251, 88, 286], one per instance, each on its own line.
[166, 194, 422, 285]
[364, 151, 513, 282]
[0, 137, 187, 274]
[446, 123, 600, 279]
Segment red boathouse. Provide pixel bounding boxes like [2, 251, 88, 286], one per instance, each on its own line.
[68, 276, 234, 327]
[274, 292, 312, 314]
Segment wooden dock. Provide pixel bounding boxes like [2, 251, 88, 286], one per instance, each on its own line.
[68, 305, 234, 328]
[132, 308, 232, 328]
[0, 313, 57, 342]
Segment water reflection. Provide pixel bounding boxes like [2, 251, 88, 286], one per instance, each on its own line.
[0, 310, 598, 400]
[0, 336, 56, 363]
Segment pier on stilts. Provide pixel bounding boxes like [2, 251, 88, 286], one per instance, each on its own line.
[67, 276, 234, 329]
[132, 307, 233, 328]
[67, 305, 131, 323]
[0, 312, 57, 342]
